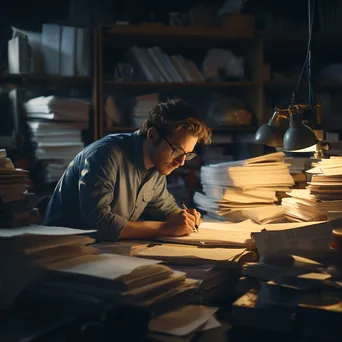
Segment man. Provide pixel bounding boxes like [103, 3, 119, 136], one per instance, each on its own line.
[43, 99, 212, 241]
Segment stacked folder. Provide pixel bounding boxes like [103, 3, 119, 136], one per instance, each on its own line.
[282, 157, 342, 221]
[194, 152, 294, 223]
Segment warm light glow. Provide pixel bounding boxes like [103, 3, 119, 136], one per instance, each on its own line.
[285, 144, 317, 153]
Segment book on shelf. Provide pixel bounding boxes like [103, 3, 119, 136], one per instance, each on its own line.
[126, 45, 205, 83]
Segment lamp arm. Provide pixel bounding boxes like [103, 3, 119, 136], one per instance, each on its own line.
[269, 107, 289, 125]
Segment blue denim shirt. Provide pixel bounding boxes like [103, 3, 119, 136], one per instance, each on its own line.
[43, 130, 179, 241]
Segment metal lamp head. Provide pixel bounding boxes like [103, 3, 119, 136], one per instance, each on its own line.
[254, 108, 289, 147]
[283, 112, 318, 151]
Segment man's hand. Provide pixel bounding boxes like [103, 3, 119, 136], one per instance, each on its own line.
[159, 210, 196, 237]
[185, 208, 201, 227]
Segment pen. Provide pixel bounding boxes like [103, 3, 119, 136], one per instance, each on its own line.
[180, 201, 199, 233]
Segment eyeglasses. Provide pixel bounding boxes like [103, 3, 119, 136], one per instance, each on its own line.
[162, 136, 197, 161]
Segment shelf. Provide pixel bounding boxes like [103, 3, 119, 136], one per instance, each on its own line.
[103, 25, 258, 40]
[103, 81, 259, 90]
[105, 126, 257, 134]
[0, 74, 92, 86]
[264, 33, 342, 51]
[264, 81, 342, 91]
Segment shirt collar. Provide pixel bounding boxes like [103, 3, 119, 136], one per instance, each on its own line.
[133, 130, 148, 172]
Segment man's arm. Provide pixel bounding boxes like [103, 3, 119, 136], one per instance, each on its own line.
[143, 176, 181, 220]
[120, 220, 163, 239]
[120, 211, 196, 239]
[78, 150, 193, 241]
[166, 208, 182, 219]
[78, 149, 128, 241]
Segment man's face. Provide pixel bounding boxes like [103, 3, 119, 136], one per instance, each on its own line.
[151, 128, 198, 176]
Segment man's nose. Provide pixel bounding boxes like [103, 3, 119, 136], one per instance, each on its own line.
[175, 155, 186, 166]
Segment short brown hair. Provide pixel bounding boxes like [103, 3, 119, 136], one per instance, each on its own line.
[140, 99, 212, 145]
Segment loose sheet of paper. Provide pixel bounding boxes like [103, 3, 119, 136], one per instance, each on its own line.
[56, 253, 161, 279]
[149, 305, 219, 336]
[200, 219, 262, 232]
[200, 316, 222, 331]
[0, 225, 97, 237]
[157, 228, 256, 247]
[157, 219, 264, 247]
[138, 245, 246, 261]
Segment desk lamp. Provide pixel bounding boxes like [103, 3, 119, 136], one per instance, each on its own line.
[254, 0, 330, 158]
[255, 96, 330, 158]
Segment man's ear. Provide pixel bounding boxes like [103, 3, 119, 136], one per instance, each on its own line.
[147, 127, 159, 145]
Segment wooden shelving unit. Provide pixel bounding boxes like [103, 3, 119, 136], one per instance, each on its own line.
[103, 81, 260, 90]
[103, 24, 258, 40]
[95, 24, 264, 140]
[0, 74, 92, 86]
[104, 125, 257, 135]
[264, 81, 342, 91]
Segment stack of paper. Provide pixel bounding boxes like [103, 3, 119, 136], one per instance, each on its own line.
[251, 219, 342, 261]
[24, 96, 89, 183]
[282, 157, 342, 221]
[138, 242, 256, 304]
[0, 225, 97, 310]
[0, 225, 198, 315]
[132, 93, 159, 127]
[172, 264, 238, 304]
[194, 152, 294, 223]
[33, 253, 198, 315]
[0, 149, 39, 227]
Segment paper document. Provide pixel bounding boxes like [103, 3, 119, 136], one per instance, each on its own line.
[263, 221, 322, 231]
[137, 245, 247, 264]
[149, 305, 219, 336]
[157, 227, 258, 247]
[53, 253, 161, 279]
[0, 225, 97, 237]
[200, 316, 222, 331]
[200, 219, 262, 232]
[252, 218, 342, 260]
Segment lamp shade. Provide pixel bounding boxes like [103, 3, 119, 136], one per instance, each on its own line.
[254, 123, 285, 147]
[254, 108, 289, 147]
[283, 113, 318, 151]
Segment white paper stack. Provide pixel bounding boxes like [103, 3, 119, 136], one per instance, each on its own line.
[282, 157, 342, 221]
[194, 152, 294, 223]
[0, 225, 97, 310]
[0, 225, 198, 315]
[24, 96, 89, 183]
[132, 93, 159, 127]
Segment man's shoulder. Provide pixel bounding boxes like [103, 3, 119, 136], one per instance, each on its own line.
[84, 133, 135, 157]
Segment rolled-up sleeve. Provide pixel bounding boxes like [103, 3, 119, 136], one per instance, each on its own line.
[143, 175, 180, 220]
[78, 149, 127, 241]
